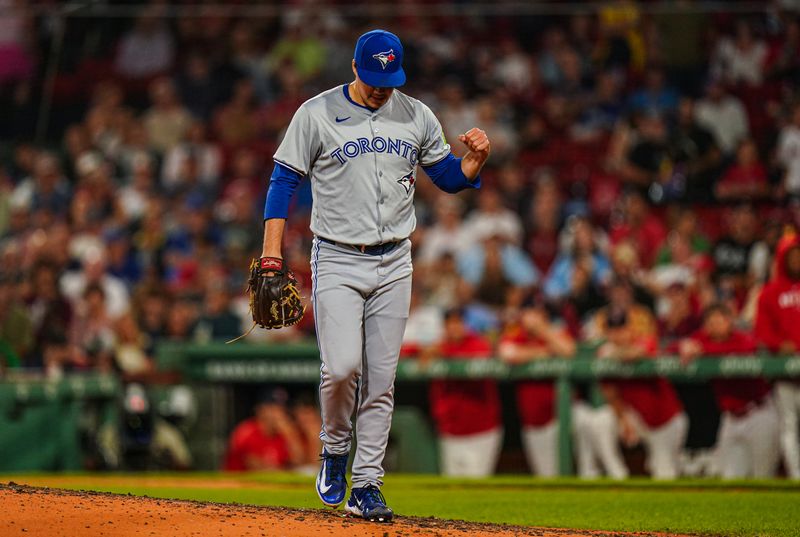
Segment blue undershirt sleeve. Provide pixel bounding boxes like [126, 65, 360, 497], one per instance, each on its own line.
[422, 153, 481, 194]
[264, 162, 304, 220]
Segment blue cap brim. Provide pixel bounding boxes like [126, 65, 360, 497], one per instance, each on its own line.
[357, 66, 406, 88]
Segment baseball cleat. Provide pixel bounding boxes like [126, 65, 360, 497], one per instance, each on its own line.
[344, 485, 394, 522]
[316, 450, 349, 507]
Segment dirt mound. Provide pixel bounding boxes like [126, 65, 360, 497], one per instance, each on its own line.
[0, 482, 684, 537]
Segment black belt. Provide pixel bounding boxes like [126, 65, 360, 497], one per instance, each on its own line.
[318, 236, 402, 256]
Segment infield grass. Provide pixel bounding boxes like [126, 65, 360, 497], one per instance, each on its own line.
[5, 473, 800, 536]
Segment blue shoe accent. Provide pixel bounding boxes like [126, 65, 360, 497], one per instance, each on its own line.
[316, 450, 348, 507]
[345, 485, 394, 522]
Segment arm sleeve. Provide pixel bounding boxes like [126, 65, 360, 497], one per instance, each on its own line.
[264, 163, 304, 220]
[417, 103, 481, 191]
[273, 104, 318, 176]
[423, 153, 482, 193]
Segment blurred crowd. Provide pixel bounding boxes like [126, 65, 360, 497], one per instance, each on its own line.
[3, 1, 800, 478]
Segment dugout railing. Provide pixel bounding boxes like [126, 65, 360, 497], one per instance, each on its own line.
[156, 342, 800, 475]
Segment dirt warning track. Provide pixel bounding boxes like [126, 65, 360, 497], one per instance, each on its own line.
[0, 482, 689, 537]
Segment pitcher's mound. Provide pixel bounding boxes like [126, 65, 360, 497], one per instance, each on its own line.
[0, 482, 685, 537]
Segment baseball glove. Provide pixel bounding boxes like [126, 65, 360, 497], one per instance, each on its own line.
[227, 257, 305, 343]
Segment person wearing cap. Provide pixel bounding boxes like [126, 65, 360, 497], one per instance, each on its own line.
[498, 295, 576, 476]
[680, 303, 778, 478]
[755, 230, 800, 479]
[597, 308, 687, 479]
[223, 387, 305, 472]
[426, 308, 501, 477]
[258, 29, 491, 521]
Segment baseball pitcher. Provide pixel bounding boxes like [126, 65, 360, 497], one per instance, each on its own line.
[258, 29, 490, 521]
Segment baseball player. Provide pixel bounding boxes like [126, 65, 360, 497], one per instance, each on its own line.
[260, 29, 490, 521]
[755, 231, 800, 479]
[680, 303, 779, 478]
[598, 310, 687, 480]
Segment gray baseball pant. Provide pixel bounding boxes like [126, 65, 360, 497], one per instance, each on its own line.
[311, 236, 412, 488]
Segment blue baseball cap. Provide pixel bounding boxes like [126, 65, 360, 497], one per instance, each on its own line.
[354, 29, 406, 88]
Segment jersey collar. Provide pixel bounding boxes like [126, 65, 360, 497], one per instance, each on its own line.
[341, 84, 396, 114]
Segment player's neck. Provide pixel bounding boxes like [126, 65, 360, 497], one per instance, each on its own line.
[347, 81, 379, 111]
[347, 82, 368, 108]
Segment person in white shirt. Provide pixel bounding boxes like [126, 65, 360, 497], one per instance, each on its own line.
[694, 81, 749, 156]
[777, 103, 800, 197]
[711, 21, 768, 86]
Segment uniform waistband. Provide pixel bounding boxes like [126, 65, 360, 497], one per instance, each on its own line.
[317, 236, 403, 256]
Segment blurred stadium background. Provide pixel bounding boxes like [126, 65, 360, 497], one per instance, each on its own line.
[2, 0, 800, 482]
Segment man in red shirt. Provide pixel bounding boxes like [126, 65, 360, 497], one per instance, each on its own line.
[598, 310, 687, 479]
[223, 387, 305, 471]
[498, 296, 576, 476]
[427, 308, 502, 477]
[681, 303, 778, 478]
[755, 232, 800, 479]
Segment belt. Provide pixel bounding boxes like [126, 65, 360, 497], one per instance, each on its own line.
[729, 396, 768, 418]
[317, 236, 402, 256]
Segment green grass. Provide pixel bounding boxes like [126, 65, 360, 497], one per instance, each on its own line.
[5, 473, 800, 536]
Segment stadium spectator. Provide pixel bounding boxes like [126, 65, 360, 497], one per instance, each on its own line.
[401, 284, 445, 357]
[142, 77, 192, 154]
[175, 52, 224, 122]
[417, 196, 469, 266]
[427, 309, 502, 477]
[25, 262, 73, 367]
[712, 204, 760, 301]
[694, 80, 750, 156]
[499, 296, 576, 476]
[654, 208, 711, 266]
[458, 233, 539, 309]
[72, 284, 115, 373]
[114, 8, 175, 80]
[609, 190, 667, 268]
[627, 66, 679, 116]
[777, 102, 800, 198]
[214, 78, 260, 149]
[113, 313, 154, 376]
[716, 139, 769, 202]
[710, 20, 768, 87]
[223, 387, 305, 471]
[524, 172, 562, 274]
[61, 245, 131, 320]
[544, 216, 611, 303]
[161, 121, 222, 193]
[657, 282, 702, 346]
[462, 188, 523, 246]
[670, 97, 721, 203]
[680, 304, 779, 478]
[756, 231, 800, 479]
[598, 309, 687, 479]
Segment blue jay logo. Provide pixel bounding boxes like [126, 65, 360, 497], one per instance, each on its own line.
[397, 171, 415, 195]
[372, 49, 396, 70]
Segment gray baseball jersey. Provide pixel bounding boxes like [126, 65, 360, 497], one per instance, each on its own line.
[273, 84, 450, 245]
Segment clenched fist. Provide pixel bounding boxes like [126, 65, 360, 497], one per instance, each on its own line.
[458, 127, 491, 180]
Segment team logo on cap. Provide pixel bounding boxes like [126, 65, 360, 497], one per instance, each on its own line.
[397, 171, 415, 195]
[372, 49, 396, 70]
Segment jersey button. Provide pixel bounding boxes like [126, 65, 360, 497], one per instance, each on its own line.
[378, 171, 383, 177]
